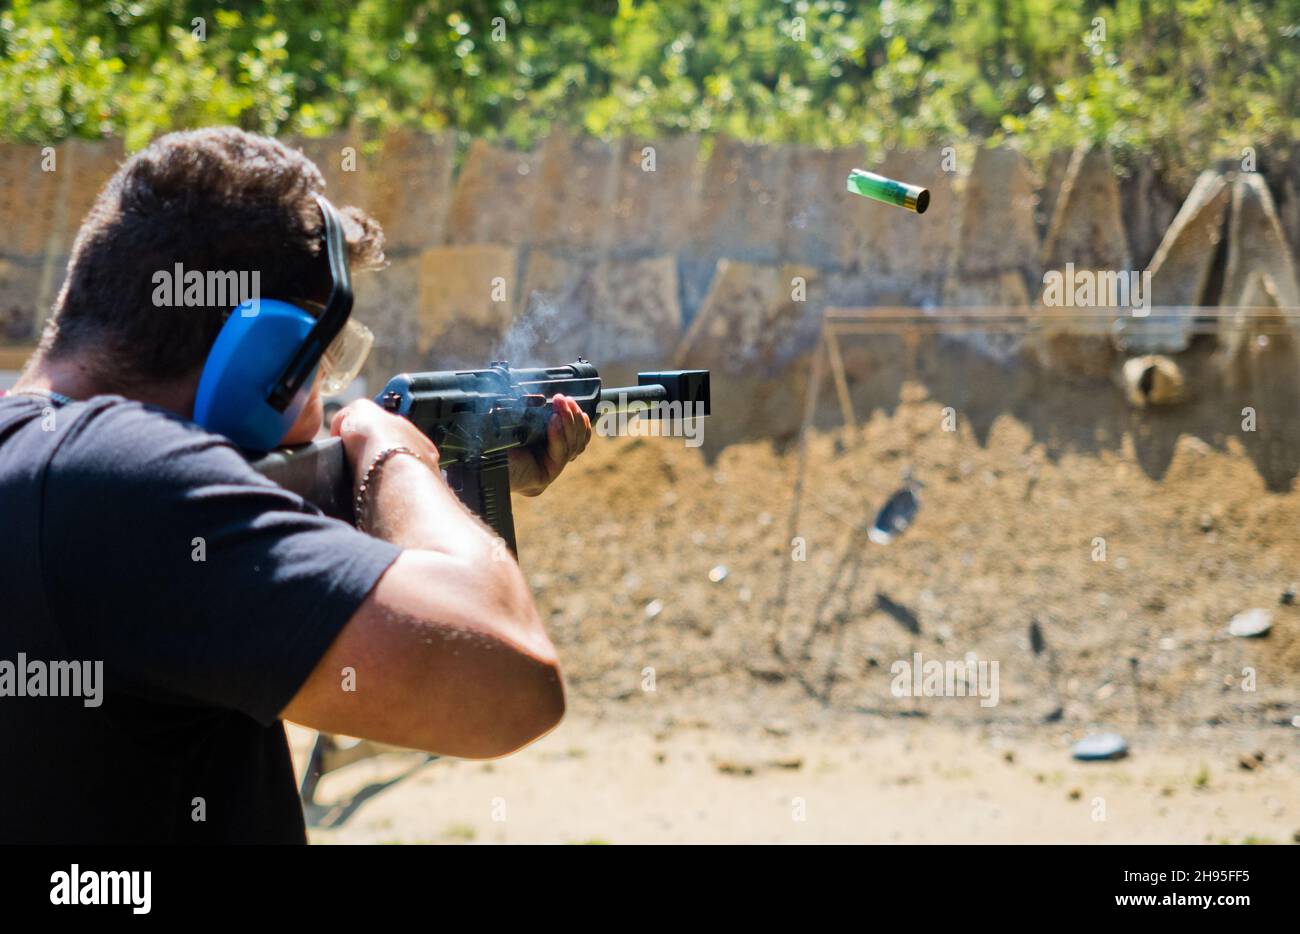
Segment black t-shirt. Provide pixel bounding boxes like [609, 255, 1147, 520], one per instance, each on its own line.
[0, 393, 401, 843]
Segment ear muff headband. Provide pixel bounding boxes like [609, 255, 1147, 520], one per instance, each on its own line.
[267, 195, 353, 411]
[192, 194, 353, 452]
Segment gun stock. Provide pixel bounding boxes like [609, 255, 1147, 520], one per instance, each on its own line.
[253, 435, 351, 522]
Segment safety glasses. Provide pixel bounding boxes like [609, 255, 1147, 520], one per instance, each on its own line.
[319, 317, 373, 397]
[294, 298, 373, 398]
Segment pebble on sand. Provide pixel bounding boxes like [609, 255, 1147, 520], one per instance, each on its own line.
[1227, 608, 1272, 638]
[714, 759, 756, 776]
[1071, 732, 1129, 761]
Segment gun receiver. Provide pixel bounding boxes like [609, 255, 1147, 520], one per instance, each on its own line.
[253, 359, 710, 556]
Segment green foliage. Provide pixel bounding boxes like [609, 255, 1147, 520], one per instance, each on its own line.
[1, 0, 1296, 172]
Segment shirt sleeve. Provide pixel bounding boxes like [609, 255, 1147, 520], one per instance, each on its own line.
[42, 398, 403, 725]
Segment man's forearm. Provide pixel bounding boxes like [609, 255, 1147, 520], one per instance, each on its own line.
[330, 399, 551, 653]
[364, 454, 498, 557]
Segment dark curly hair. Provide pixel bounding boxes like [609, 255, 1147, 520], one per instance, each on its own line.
[38, 127, 385, 385]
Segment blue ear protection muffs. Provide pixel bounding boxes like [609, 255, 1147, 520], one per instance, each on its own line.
[193, 194, 353, 453]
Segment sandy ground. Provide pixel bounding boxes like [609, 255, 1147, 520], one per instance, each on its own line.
[292, 341, 1300, 843]
[289, 717, 1296, 844]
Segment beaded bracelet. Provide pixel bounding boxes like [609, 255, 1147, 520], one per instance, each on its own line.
[354, 445, 422, 533]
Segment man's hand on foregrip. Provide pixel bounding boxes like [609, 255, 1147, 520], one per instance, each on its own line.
[507, 393, 593, 497]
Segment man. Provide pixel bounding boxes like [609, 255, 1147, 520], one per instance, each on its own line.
[0, 127, 586, 843]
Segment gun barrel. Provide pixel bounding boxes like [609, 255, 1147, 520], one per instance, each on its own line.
[598, 383, 668, 410]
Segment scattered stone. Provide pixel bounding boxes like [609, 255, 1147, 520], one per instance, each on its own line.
[747, 666, 786, 684]
[708, 565, 728, 583]
[644, 599, 664, 620]
[714, 759, 756, 776]
[1281, 586, 1295, 606]
[1029, 620, 1047, 656]
[1199, 514, 1215, 533]
[1237, 751, 1264, 771]
[1071, 732, 1129, 761]
[1227, 608, 1272, 638]
[669, 716, 711, 730]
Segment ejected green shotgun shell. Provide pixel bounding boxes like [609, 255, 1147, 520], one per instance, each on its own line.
[846, 168, 930, 214]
